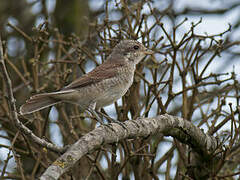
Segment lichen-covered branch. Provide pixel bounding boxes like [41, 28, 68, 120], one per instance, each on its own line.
[40, 114, 218, 180]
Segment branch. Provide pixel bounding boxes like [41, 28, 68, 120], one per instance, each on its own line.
[178, 3, 240, 16]
[40, 114, 218, 180]
[0, 36, 66, 153]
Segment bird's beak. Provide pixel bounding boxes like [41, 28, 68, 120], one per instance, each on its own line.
[144, 48, 154, 55]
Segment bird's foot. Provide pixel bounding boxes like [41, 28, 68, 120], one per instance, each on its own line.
[87, 108, 104, 124]
[107, 118, 128, 131]
[87, 108, 127, 131]
[87, 108, 116, 130]
[94, 110, 128, 131]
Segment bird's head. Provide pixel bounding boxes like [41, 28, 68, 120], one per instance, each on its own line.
[110, 40, 153, 65]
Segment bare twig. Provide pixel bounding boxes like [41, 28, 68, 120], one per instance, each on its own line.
[0, 36, 66, 153]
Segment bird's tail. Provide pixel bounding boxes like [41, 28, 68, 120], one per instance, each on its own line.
[20, 93, 61, 115]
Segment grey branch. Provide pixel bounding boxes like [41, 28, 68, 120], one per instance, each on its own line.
[40, 114, 218, 180]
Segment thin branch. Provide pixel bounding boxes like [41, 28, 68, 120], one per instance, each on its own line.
[0, 36, 66, 153]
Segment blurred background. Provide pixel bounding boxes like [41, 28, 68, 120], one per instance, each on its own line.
[0, 0, 240, 179]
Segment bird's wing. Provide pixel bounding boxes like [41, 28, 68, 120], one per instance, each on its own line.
[62, 60, 124, 90]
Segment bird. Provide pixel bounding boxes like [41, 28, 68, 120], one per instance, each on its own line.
[20, 40, 153, 116]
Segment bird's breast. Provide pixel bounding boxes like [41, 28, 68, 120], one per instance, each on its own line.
[94, 65, 135, 108]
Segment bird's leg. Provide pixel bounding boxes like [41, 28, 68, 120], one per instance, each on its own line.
[96, 110, 116, 123]
[87, 103, 116, 130]
[87, 108, 116, 131]
[87, 103, 127, 131]
[96, 110, 128, 131]
[87, 102, 104, 125]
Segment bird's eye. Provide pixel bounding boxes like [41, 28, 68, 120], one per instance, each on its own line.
[133, 45, 139, 50]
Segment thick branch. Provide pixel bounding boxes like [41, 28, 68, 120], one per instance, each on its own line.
[40, 114, 218, 180]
